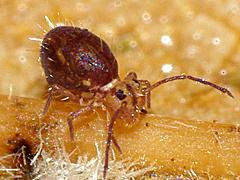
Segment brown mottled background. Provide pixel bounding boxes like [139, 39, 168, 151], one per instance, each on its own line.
[0, 0, 240, 123]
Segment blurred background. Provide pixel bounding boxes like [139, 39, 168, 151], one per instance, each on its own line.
[0, 0, 240, 123]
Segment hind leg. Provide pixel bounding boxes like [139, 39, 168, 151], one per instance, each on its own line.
[42, 84, 79, 116]
[67, 104, 94, 140]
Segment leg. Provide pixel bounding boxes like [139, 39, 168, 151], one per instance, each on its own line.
[125, 72, 137, 80]
[67, 104, 93, 140]
[150, 74, 234, 98]
[103, 102, 127, 180]
[42, 84, 79, 116]
[125, 72, 151, 108]
[112, 136, 122, 154]
[138, 80, 151, 108]
[126, 83, 137, 107]
[52, 84, 79, 102]
[42, 87, 54, 116]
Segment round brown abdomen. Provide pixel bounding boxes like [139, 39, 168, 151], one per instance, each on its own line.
[40, 26, 119, 93]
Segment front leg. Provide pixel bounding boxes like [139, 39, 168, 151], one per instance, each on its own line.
[103, 101, 127, 179]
